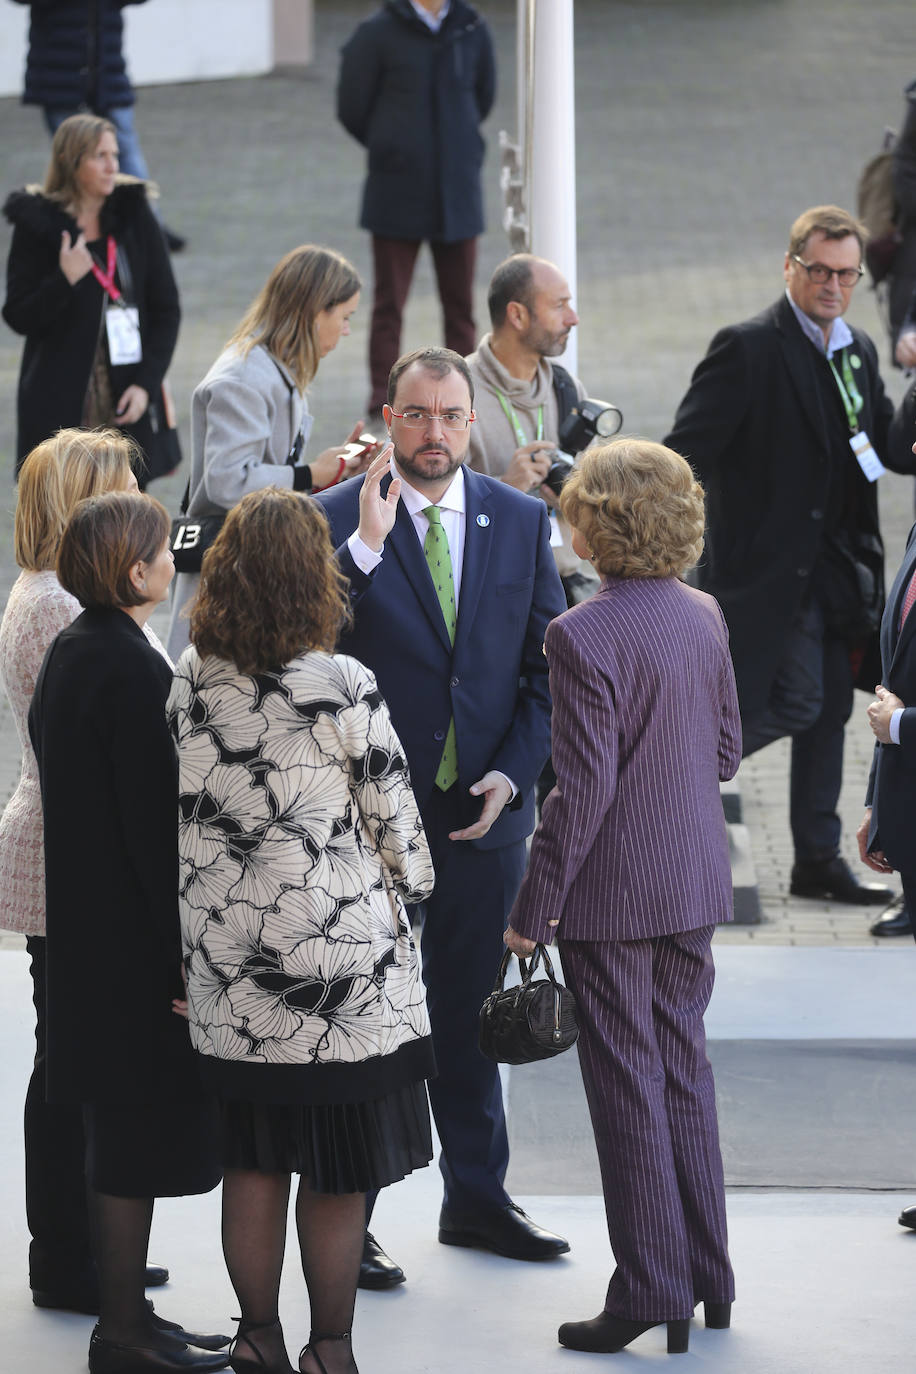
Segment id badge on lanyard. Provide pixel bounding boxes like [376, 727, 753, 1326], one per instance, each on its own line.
[92, 235, 143, 366]
[829, 350, 885, 481]
[105, 304, 142, 365]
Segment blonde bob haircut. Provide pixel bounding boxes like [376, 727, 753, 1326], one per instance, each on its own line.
[226, 244, 361, 393]
[559, 438, 705, 580]
[15, 428, 137, 572]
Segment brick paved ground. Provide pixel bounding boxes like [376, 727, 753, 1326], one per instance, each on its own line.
[0, 0, 914, 950]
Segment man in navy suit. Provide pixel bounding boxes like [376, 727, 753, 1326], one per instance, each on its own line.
[859, 414, 916, 1227]
[316, 346, 569, 1284]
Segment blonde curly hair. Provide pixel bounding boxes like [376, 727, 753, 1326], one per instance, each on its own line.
[559, 438, 705, 580]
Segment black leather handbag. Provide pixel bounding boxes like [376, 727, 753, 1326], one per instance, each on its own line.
[479, 944, 579, 1065]
[170, 502, 225, 573]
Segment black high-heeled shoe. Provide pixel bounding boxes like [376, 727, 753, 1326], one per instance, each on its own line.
[229, 1318, 295, 1374]
[703, 1300, 732, 1329]
[298, 1330, 352, 1374]
[558, 1311, 690, 1354]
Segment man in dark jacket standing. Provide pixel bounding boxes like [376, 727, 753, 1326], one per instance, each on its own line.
[860, 413, 916, 1229]
[337, 0, 495, 415]
[14, 0, 185, 249]
[666, 205, 916, 921]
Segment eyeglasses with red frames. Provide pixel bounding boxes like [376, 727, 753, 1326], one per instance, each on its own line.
[388, 409, 474, 431]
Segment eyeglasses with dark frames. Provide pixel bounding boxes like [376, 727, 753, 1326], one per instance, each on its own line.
[790, 255, 863, 288]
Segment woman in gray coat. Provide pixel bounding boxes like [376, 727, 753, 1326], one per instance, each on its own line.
[167, 245, 377, 658]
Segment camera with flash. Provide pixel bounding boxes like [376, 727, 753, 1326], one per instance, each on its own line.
[544, 399, 624, 496]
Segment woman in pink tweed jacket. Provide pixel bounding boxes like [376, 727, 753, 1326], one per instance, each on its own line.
[506, 438, 741, 1358]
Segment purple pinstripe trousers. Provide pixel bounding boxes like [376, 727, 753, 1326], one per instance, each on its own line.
[560, 926, 734, 1321]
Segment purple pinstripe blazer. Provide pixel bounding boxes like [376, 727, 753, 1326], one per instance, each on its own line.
[509, 576, 742, 944]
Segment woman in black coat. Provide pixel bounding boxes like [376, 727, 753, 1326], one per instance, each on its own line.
[29, 490, 225, 1374]
[3, 112, 179, 479]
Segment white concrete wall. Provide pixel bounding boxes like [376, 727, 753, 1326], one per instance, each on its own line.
[0, 0, 277, 100]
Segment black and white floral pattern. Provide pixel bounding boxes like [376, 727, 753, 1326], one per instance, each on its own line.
[167, 649, 434, 1068]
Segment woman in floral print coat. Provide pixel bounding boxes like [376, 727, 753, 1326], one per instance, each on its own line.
[167, 486, 434, 1374]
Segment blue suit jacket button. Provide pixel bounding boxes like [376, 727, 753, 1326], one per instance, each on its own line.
[450, 676, 459, 688]
[434, 729, 445, 741]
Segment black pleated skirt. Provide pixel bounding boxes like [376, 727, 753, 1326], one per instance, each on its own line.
[220, 1080, 433, 1194]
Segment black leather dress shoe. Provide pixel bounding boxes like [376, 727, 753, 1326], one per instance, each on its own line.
[88, 1327, 229, 1373]
[33, 1264, 170, 1315]
[898, 1204, 916, 1229]
[869, 897, 913, 937]
[438, 1202, 570, 1261]
[356, 1232, 405, 1290]
[148, 1301, 231, 1351]
[789, 856, 892, 905]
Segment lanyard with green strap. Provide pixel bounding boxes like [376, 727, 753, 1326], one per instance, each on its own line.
[827, 349, 864, 433]
[495, 389, 543, 446]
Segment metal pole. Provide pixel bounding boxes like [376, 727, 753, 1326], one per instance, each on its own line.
[528, 0, 578, 374]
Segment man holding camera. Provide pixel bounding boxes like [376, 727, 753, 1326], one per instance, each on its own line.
[466, 254, 598, 600]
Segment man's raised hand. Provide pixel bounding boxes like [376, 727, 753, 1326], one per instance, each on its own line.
[356, 443, 399, 552]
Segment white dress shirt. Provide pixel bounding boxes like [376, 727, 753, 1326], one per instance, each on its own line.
[346, 461, 517, 797]
[785, 288, 854, 359]
[348, 460, 466, 596]
[409, 0, 451, 32]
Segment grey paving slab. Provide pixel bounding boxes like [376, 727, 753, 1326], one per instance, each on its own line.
[707, 946, 916, 1040]
[507, 1038, 916, 1195]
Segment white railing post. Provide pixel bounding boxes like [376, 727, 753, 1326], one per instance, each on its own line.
[527, 0, 578, 374]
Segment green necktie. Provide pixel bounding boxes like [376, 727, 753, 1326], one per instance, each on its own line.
[423, 505, 458, 791]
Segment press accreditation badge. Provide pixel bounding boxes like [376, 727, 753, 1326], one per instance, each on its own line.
[105, 305, 142, 365]
[849, 430, 885, 482]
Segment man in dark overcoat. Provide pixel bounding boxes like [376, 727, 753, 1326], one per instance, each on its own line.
[666, 204, 916, 921]
[337, 0, 495, 415]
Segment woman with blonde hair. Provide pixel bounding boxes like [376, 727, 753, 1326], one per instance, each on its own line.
[166, 244, 378, 659]
[0, 427, 175, 1314]
[169, 487, 435, 1374]
[3, 113, 180, 481]
[506, 438, 740, 1357]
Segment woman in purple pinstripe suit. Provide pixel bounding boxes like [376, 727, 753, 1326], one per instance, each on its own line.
[506, 438, 740, 1357]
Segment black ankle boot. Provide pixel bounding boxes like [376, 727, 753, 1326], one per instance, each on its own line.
[558, 1311, 690, 1354]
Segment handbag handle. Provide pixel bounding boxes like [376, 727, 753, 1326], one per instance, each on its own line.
[491, 942, 559, 995]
